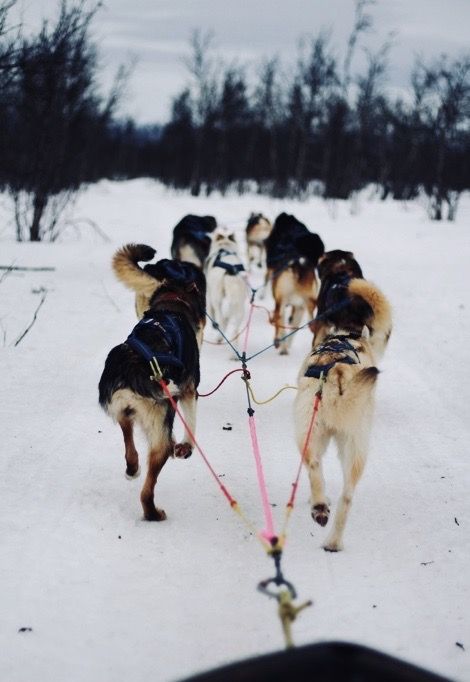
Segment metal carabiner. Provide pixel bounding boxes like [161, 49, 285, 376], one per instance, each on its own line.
[257, 576, 297, 600]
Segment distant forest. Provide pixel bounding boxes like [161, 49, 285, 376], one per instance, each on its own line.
[0, 1, 469, 240]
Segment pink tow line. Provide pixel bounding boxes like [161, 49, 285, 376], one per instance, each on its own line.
[241, 294, 277, 543]
[247, 413, 276, 542]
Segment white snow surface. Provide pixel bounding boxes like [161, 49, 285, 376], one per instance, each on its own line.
[0, 180, 469, 681]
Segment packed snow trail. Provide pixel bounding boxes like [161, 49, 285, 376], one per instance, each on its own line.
[0, 181, 469, 682]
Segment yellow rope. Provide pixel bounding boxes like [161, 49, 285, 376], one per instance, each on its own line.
[245, 380, 298, 405]
[231, 503, 272, 551]
[280, 504, 294, 540]
[277, 591, 313, 648]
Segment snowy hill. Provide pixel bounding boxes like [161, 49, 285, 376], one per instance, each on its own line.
[1, 180, 469, 681]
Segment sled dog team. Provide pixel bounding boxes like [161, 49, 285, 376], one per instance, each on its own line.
[99, 212, 392, 552]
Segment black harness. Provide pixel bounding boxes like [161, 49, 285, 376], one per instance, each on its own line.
[126, 312, 185, 371]
[213, 248, 245, 276]
[304, 334, 360, 379]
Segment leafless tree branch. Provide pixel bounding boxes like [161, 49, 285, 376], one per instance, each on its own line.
[13, 291, 47, 347]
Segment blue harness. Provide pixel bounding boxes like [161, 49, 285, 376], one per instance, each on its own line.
[213, 249, 245, 276]
[126, 312, 185, 371]
[304, 335, 360, 379]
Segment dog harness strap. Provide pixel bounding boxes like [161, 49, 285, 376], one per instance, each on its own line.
[213, 249, 245, 276]
[311, 335, 360, 360]
[306, 333, 360, 378]
[304, 356, 357, 378]
[126, 314, 186, 371]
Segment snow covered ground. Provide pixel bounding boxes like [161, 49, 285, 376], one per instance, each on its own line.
[0, 180, 469, 682]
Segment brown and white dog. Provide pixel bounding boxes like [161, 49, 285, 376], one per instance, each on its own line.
[245, 213, 272, 270]
[265, 213, 324, 354]
[294, 278, 391, 552]
[311, 250, 392, 359]
[99, 259, 206, 521]
[205, 228, 248, 346]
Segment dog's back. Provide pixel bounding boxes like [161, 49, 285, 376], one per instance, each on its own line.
[297, 331, 379, 432]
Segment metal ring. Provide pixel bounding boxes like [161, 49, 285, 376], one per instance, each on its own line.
[257, 577, 297, 600]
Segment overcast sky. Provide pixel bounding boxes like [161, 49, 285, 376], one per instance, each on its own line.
[12, 0, 470, 124]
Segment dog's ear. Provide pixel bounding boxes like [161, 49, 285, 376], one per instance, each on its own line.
[295, 233, 325, 265]
[273, 212, 293, 232]
[202, 216, 217, 232]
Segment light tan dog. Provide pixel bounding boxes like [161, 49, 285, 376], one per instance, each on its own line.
[245, 213, 272, 270]
[294, 325, 380, 552]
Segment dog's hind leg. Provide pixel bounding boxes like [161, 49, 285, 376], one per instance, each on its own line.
[304, 429, 330, 528]
[323, 433, 367, 552]
[173, 391, 197, 459]
[282, 305, 304, 353]
[140, 445, 171, 521]
[272, 299, 285, 351]
[119, 414, 140, 479]
[139, 403, 174, 521]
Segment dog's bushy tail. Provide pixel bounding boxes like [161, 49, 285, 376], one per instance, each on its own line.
[112, 244, 159, 294]
[348, 279, 392, 337]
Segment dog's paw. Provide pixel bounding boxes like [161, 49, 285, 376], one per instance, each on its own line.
[311, 503, 330, 527]
[174, 443, 193, 459]
[279, 347, 289, 356]
[323, 537, 343, 553]
[144, 507, 167, 522]
[125, 465, 141, 480]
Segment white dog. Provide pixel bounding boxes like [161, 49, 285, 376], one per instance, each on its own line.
[205, 228, 248, 346]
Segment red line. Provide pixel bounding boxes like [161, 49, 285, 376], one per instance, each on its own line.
[159, 379, 237, 506]
[287, 392, 322, 509]
[197, 368, 245, 397]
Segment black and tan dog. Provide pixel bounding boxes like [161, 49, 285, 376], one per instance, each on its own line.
[170, 214, 217, 268]
[265, 213, 324, 354]
[99, 259, 206, 521]
[311, 249, 392, 359]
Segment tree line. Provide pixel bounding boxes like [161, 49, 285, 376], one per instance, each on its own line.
[0, 0, 469, 241]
